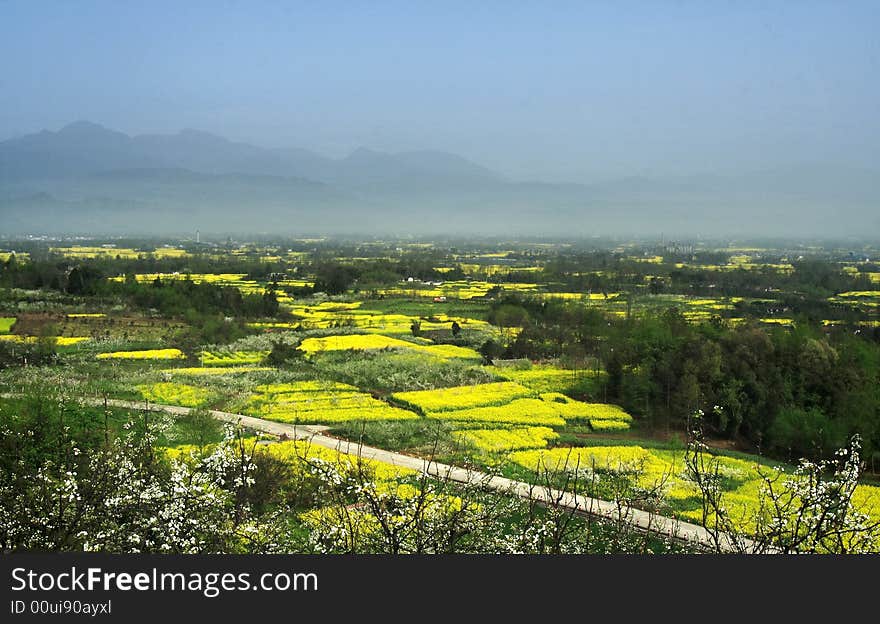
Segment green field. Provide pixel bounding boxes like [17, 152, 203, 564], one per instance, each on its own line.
[3, 237, 880, 554]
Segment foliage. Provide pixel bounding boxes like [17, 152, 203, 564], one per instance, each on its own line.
[685, 412, 880, 553]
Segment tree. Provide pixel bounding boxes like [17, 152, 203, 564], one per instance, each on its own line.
[479, 339, 502, 364]
[173, 407, 223, 449]
[489, 304, 529, 344]
[266, 339, 302, 366]
[685, 409, 880, 553]
[313, 264, 359, 295]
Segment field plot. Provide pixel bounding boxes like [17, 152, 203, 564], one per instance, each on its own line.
[200, 350, 269, 366]
[138, 381, 213, 407]
[159, 366, 273, 376]
[10, 312, 186, 342]
[393, 381, 534, 412]
[4, 235, 880, 554]
[247, 380, 418, 424]
[97, 348, 186, 360]
[393, 381, 632, 430]
[277, 302, 492, 338]
[0, 335, 89, 345]
[298, 334, 481, 360]
[108, 272, 311, 300]
[376, 280, 540, 300]
[495, 365, 601, 394]
[453, 426, 559, 453]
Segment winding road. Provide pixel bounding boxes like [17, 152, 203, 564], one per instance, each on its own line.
[97, 397, 750, 552]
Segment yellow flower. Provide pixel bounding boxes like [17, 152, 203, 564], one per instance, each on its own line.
[97, 348, 186, 360]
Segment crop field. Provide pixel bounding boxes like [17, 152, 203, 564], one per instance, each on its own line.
[3, 236, 880, 554]
[0, 334, 89, 345]
[9, 0, 880, 566]
[393, 381, 535, 412]
[393, 382, 632, 429]
[0, 252, 29, 262]
[200, 350, 270, 366]
[453, 426, 559, 453]
[6, 312, 187, 342]
[159, 366, 274, 376]
[246, 380, 417, 424]
[138, 381, 213, 407]
[298, 334, 481, 360]
[494, 365, 602, 394]
[97, 348, 186, 360]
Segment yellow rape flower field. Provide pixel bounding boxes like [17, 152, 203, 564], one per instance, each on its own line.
[97, 348, 186, 360]
[137, 382, 213, 407]
[393, 382, 632, 430]
[267, 440, 416, 481]
[247, 380, 417, 424]
[1, 335, 90, 346]
[453, 426, 559, 453]
[280, 303, 490, 335]
[429, 398, 567, 427]
[159, 366, 274, 376]
[298, 334, 480, 360]
[167, 438, 414, 483]
[496, 366, 601, 393]
[393, 381, 534, 412]
[200, 350, 269, 366]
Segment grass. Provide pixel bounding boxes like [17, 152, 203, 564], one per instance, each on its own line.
[0, 395, 227, 449]
[328, 419, 456, 454]
[314, 350, 494, 393]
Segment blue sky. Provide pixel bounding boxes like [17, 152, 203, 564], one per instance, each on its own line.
[1, 1, 878, 182]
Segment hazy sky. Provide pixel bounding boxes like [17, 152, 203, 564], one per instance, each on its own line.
[1, 1, 878, 183]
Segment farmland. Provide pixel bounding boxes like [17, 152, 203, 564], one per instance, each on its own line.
[2, 236, 880, 554]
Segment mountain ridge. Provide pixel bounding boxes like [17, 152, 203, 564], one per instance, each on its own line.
[1, 121, 878, 237]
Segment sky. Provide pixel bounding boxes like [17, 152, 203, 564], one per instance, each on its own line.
[1, 1, 878, 183]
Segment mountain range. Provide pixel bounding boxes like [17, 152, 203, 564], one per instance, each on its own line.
[1, 121, 877, 237]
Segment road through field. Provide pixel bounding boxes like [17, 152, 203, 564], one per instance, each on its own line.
[99, 398, 749, 552]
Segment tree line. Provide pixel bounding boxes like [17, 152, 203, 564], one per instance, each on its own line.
[487, 295, 880, 467]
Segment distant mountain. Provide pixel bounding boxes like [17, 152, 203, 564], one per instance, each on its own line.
[0, 121, 878, 237]
[0, 121, 501, 188]
[0, 121, 163, 178]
